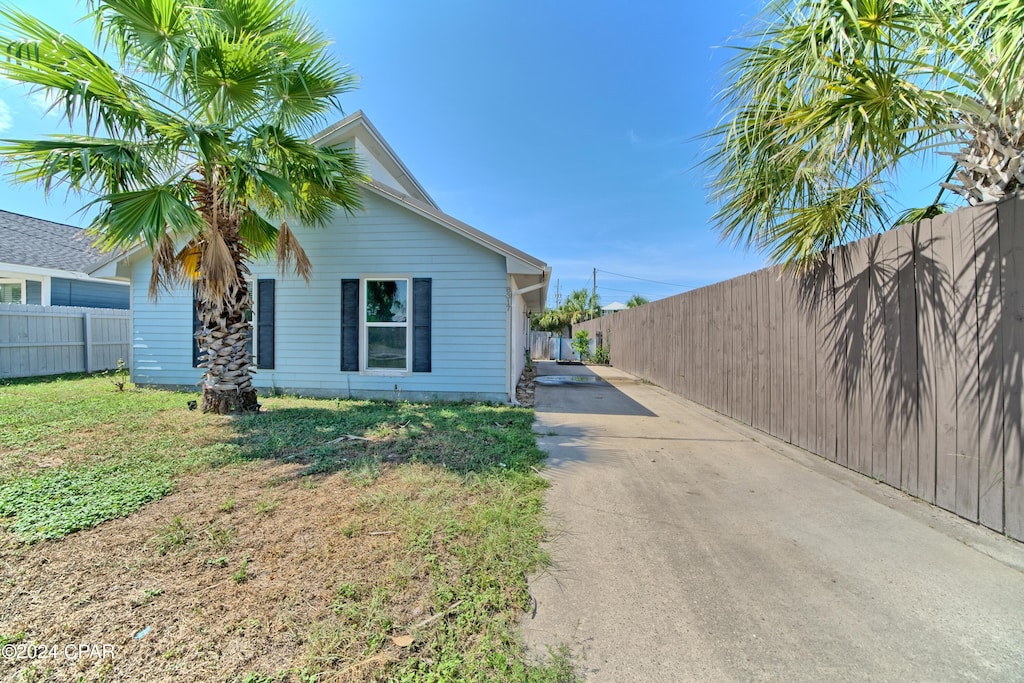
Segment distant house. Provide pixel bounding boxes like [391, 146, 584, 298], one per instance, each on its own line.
[90, 111, 550, 402]
[601, 301, 628, 315]
[0, 210, 129, 309]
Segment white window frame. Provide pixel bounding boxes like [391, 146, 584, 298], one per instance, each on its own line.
[360, 275, 412, 375]
[245, 279, 257, 368]
[0, 278, 26, 304]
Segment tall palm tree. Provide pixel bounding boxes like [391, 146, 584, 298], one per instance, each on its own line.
[704, 0, 1024, 266]
[0, 0, 364, 413]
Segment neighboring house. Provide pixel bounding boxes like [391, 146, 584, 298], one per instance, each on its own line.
[90, 111, 550, 402]
[0, 210, 129, 308]
[601, 301, 628, 315]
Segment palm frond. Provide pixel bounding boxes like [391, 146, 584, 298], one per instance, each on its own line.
[701, 0, 1019, 265]
[89, 183, 203, 248]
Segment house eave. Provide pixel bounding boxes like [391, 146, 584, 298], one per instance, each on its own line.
[0, 261, 126, 284]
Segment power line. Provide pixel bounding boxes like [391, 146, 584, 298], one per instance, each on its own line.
[598, 285, 658, 296]
[596, 268, 696, 289]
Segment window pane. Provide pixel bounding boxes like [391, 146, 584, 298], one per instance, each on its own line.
[0, 283, 22, 304]
[366, 280, 408, 323]
[367, 327, 407, 368]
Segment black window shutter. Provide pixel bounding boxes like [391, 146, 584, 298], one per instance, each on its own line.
[341, 279, 359, 371]
[412, 278, 432, 372]
[256, 279, 275, 369]
[192, 282, 201, 368]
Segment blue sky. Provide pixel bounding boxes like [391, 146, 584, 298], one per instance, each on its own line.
[0, 1, 951, 307]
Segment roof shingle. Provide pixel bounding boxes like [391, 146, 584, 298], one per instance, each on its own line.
[0, 210, 110, 273]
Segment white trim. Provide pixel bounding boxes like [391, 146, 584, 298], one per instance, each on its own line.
[0, 261, 127, 284]
[359, 274, 413, 375]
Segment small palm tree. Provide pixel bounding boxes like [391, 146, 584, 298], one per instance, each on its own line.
[704, 0, 1024, 266]
[562, 288, 599, 324]
[626, 294, 649, 308]
[0, 0, 364, 413]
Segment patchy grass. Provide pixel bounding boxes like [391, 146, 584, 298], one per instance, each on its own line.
[0, 374, 235, 542]
[0, 375, 578, 681]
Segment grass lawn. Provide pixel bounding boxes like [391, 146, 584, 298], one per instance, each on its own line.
[0, 374, 576, 682]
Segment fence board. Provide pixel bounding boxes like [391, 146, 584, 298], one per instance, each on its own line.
[843, 239, 868, 473]
[819, 263, 838, 461]
[877, 229, 903, 488]
[974, 205, 1004, 532]
[999, 196, 1024, 541]
[754, 270, 769, 431]
[743, 274, 755, 425]
[953, 208, 981, 522]
[768, 270, 783, 437]
[931, 213, 959, 514]
[866, 235, 887, 482]
[897, 225, 921, 494]
[915, 218, 939, 503]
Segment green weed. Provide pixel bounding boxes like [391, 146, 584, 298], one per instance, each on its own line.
[153, 516, 190, 555]
[233, 556, 251, 584]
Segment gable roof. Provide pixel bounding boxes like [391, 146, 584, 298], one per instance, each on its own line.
[0, 210, 109, 273]
[311, 111, 438, 209]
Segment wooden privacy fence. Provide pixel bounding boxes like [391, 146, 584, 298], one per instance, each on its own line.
[576, 196, 1024, 542]
[0, 304, 131, 379]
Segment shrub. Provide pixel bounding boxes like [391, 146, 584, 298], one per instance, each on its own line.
[571, 330, 591, 361]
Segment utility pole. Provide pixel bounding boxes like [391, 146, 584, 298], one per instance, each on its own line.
[555, 279, 561, 308]
[592, 267, 597, 320]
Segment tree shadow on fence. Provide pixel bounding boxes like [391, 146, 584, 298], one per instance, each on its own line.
[793, 201, 1021, 533]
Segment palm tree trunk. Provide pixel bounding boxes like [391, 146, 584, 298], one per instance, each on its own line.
[194, 179, 260, 414]
[195, 273, 259, 414]
[944, 107, 1024, 205]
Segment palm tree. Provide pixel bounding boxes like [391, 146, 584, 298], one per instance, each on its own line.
[626, 294, 649, 308]
[531, 288, 599, 334]
[562, 288, 600, 324]
[0, 0, 364, 413]
[704, 0, 1024, 266]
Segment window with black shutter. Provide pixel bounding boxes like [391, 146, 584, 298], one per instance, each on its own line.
[340, 277, 431, 373]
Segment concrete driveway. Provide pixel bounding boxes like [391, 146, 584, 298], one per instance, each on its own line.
[522, 361, 1024, 681]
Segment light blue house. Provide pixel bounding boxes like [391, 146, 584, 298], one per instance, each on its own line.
[90, 112, 550, 402]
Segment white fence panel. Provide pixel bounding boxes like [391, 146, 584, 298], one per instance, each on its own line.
[0, 304, 131, 378]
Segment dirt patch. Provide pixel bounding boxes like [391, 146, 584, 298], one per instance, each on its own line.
[0, 461, 438, 682]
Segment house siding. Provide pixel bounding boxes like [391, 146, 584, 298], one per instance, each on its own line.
[51, 277, 130, 309]
[130, 191, 510, 400]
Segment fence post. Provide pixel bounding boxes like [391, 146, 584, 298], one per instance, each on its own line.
[83, 311, 93, 373]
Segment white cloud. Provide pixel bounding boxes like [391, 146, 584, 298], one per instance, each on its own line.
[27, 89, 60, 117]
[627, 129, 641, 145]
[0, 99, 11, 133]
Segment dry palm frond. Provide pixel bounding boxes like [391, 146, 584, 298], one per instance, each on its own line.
[274, 220, 312, 282]
[149, 231, 194, 299]
[199, 228, 238, 302]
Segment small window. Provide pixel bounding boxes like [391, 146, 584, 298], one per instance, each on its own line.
[0, 280, 24, 304]
[363, 278, 410, 372]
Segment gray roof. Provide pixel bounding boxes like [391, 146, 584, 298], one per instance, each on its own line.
[0, 210, 109, 273]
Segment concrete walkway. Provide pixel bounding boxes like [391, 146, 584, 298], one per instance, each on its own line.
[522, 362, 1024, 682]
